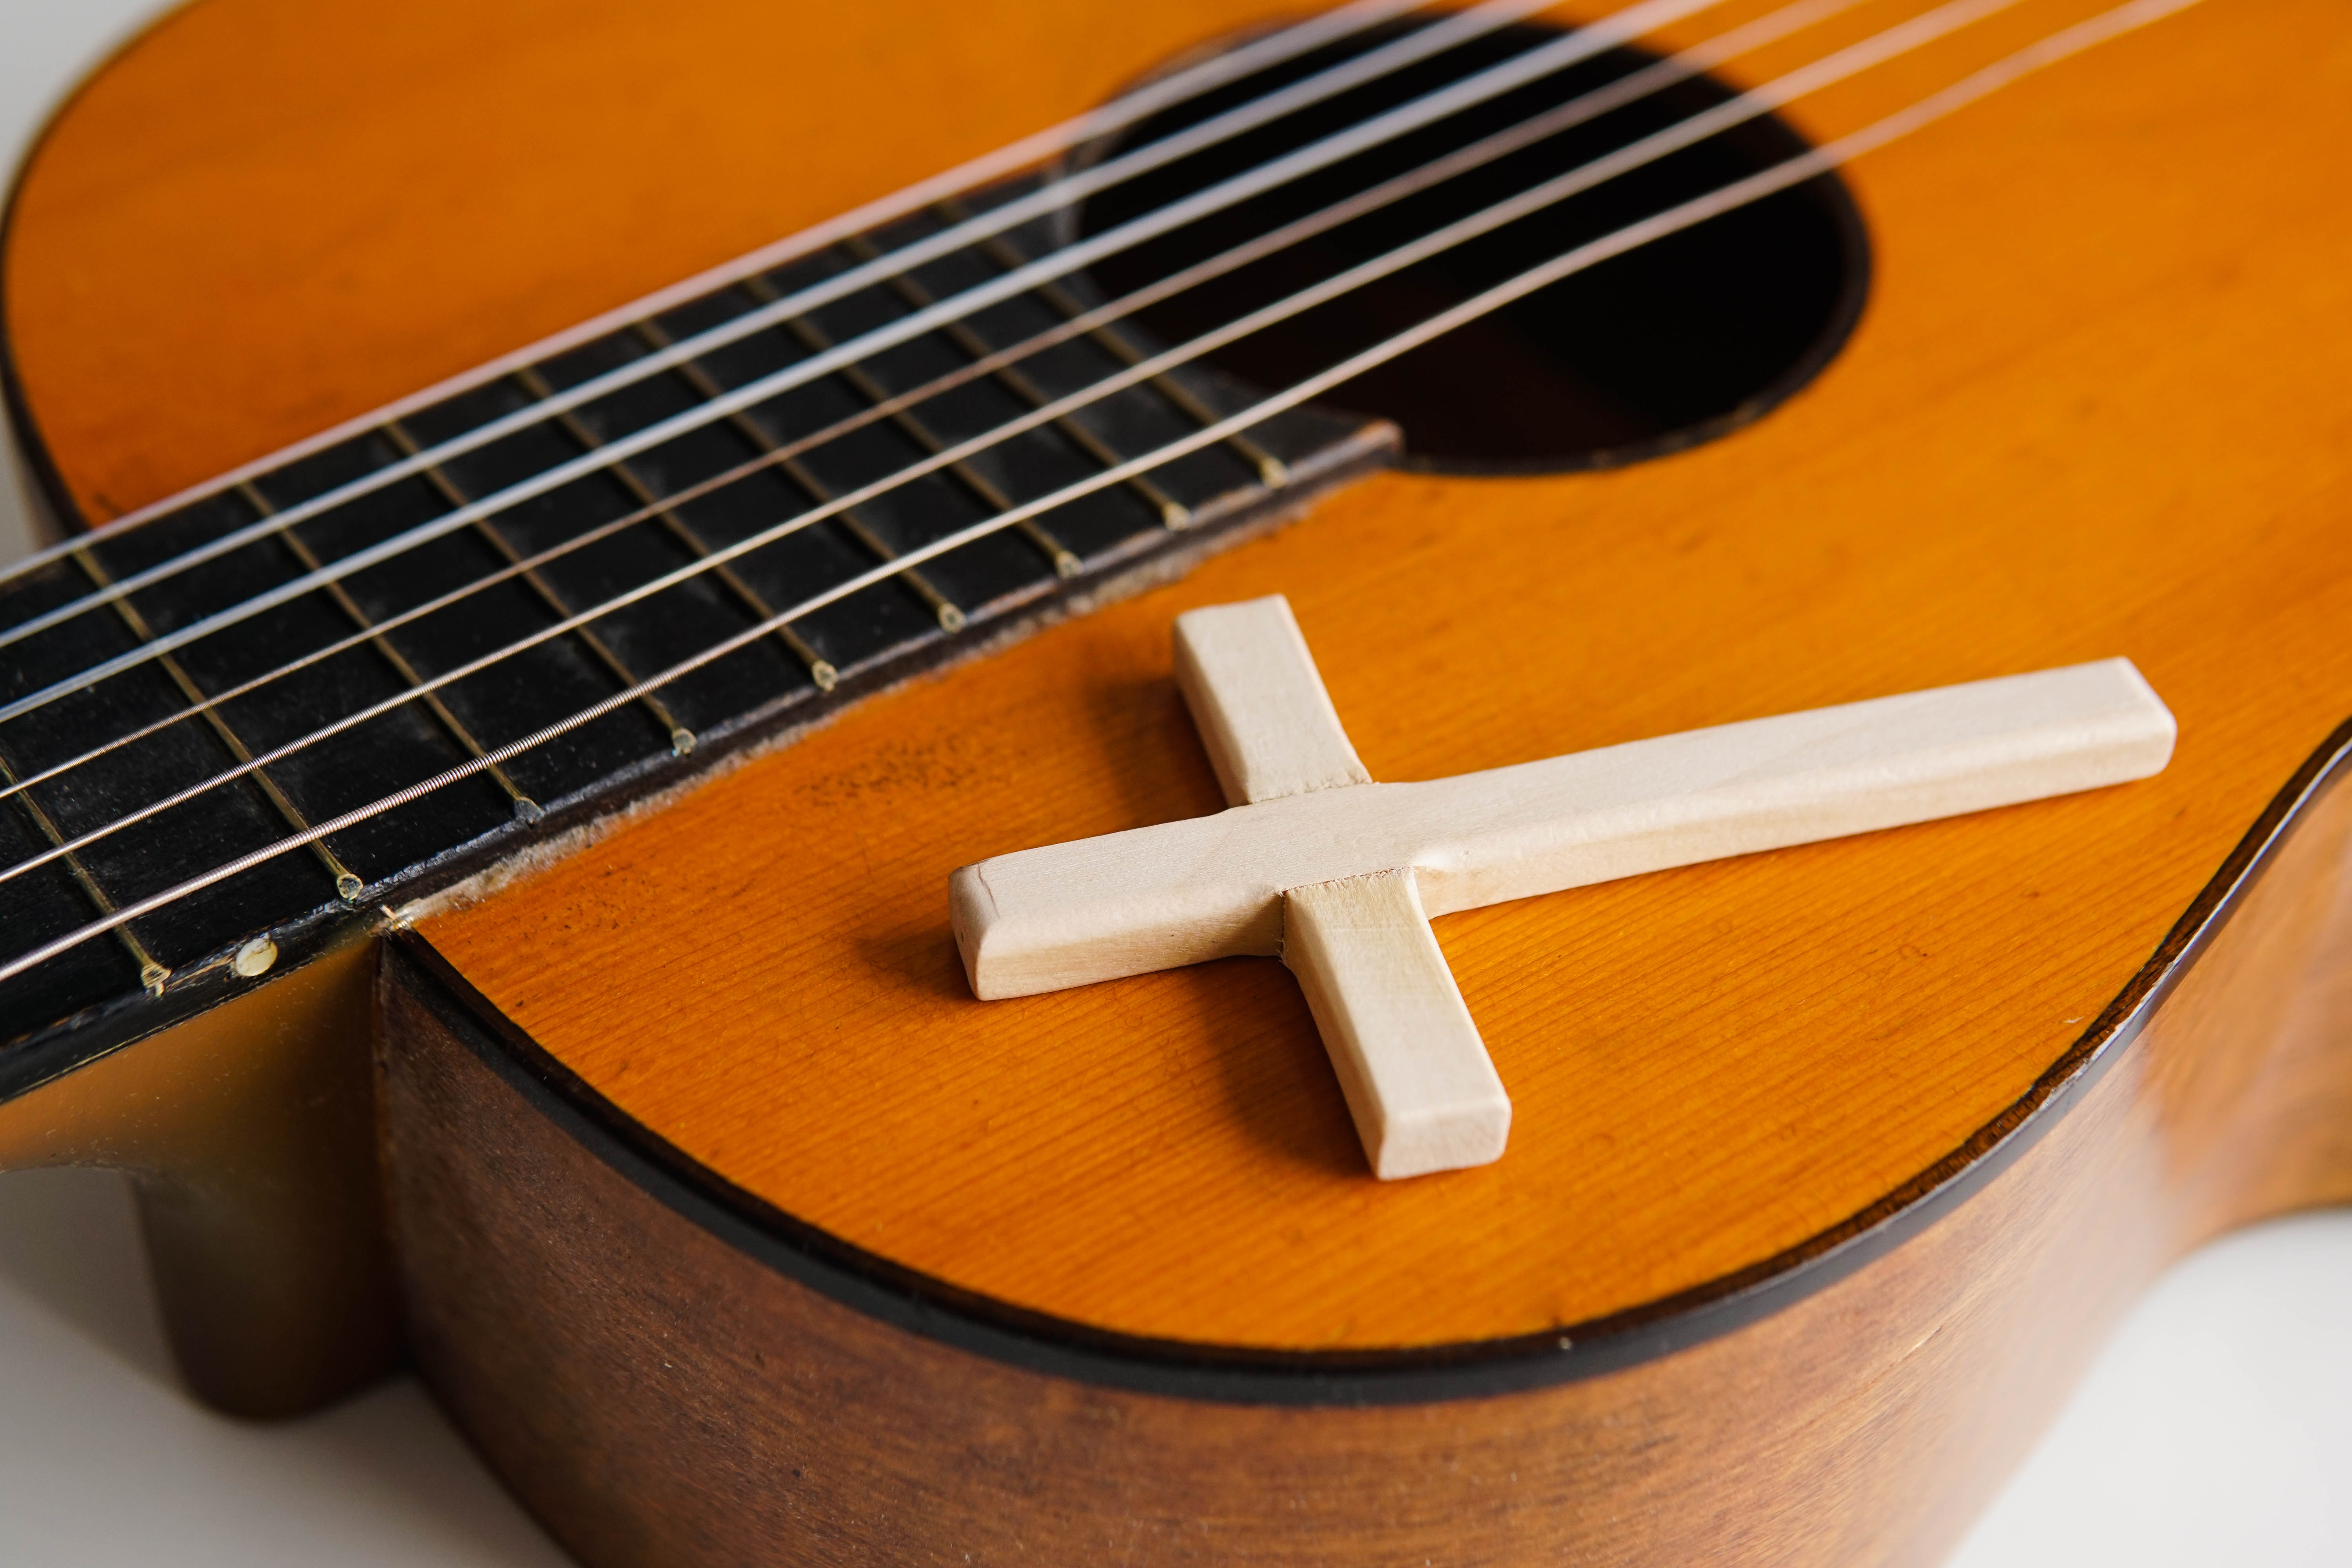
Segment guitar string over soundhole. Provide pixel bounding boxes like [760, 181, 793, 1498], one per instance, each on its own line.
[1078, 20, 1871, 474]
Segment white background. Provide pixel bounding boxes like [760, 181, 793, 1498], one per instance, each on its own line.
[1, 2, 2347, 1563]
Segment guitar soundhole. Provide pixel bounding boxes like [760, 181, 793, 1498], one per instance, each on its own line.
[1076, 21, 1871, 474]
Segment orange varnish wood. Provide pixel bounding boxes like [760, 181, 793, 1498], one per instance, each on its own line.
[12, 0, 2352, 1351]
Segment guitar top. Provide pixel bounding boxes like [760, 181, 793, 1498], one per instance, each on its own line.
[2, 0, 2350, 1558]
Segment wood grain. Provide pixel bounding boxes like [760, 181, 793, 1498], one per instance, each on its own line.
[7, 0, 2350, 1378]
[374, 749, 2352, 1564]
[1172, 596, 1372, 806]
[1282, 867, 1512, 1180]
[392, 0, 2352, 1351]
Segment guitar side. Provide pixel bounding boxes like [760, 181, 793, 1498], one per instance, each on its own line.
[374, 753, 2352, 1563]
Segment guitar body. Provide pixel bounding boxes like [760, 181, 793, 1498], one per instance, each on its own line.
[3, 0, 2351, 1561]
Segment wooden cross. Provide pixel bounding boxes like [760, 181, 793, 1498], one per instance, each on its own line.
[951, 596, 2175, 1180]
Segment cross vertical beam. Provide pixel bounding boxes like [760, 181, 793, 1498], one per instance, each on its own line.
[1284, 867, 1509, 1180]
[1173, 596, 1370, 806]
[1173, 598, 1506, 1177]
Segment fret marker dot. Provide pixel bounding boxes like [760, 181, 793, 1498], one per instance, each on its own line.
[232, 937, 278, 978]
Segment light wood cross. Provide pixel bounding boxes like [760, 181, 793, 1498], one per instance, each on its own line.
[951, 596, 2176, 1181]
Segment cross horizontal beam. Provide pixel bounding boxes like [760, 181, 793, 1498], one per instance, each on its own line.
[952, 655, 2176, 1001]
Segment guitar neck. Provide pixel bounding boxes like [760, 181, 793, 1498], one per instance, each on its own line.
[0, 216, 1387, 1087]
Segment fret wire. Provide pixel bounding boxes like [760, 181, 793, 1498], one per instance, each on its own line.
[521, 382, 840, 682]
[0, 183, 1340, 913]
[748, 272, 1083, 577]
[933, 213, 1292, 491]
[379, 418, 698, 756]
[240, 483, 546, 822]
[0, 745, 170, 993]
[2, 216, 1198, 739]
[8, 0, 1864, 802]
[0, 0, 1615, 655]
[630, 318, 969, 635]
[69, 544, 368, 903]
[510, 365, 840, 693]
[835, 233, 1193, 532]
[8, 0, 1789, 729]
[0, 142, 1436, 932]
[0, 307, 1036, 813]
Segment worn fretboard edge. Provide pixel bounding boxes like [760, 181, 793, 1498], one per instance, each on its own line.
[0, 415, 1400, 1102]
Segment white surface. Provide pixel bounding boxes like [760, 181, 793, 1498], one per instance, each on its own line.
[0, 1169, 569, 1568]
[0, 2, 2348, 1563]
[1949, 1210, 2352, 1567]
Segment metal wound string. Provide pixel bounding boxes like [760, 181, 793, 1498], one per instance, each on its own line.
[0, 0, 1437, 572]
[0, 0, 1866, 816]
[0, 0, 1722, 658]
[0, 0, 2031, 885]
[0, 0, 1985, 724]
[0, 0, 2205, 979]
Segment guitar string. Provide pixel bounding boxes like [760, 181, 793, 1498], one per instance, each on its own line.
[0, 0, 1723, 662]
[0, 0, 2067, 900]
[0, 0, 1722, 668]
[0, 0, 2198, 964]
[0, 0, 1868, 818]
[0, 0, 1434, 570]
[0, 0, 1999, 731]
[0, 0, 2206, 992]
[0, 0, 2015, 885]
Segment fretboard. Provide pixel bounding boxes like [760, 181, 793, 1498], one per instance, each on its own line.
[0, 182, 1388, 1092]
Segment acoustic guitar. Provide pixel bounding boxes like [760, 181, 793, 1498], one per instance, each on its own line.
[1, 0, 2347, 1561]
